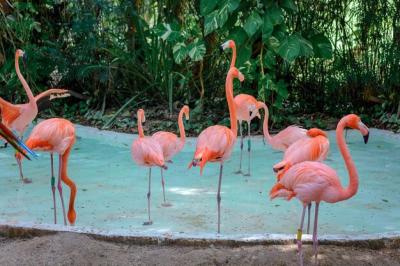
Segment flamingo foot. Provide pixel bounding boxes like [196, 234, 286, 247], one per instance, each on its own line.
[22, 177, 32, 184]
[161, 202, 172, 207]
[143, 220, 153, 226]
[234, 170, 243, 174]
[243, 172, 251, 177]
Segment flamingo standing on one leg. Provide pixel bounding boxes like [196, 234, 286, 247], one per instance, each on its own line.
[188, 67, 244, 233]
[257, 102, 307, 151]
[152, 105, 189, 207]
[16, 118, 77, 225]
[131, 109, 167, 225]
[0, 49, 80, 183]
[220, 39, 261, 176]
[270, 114, 369, 265]
[273, 128, 330, 234]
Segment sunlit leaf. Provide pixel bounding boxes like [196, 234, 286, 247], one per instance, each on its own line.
[187, 41, 206, 61]
[172, 42, 187, 64]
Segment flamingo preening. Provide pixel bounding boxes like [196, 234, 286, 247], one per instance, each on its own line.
[270, 114, 369, 265]
[16, 118, 77, 225]
[220, 40, 261, 176]
[188, 67, 244, 233]
[273, 127, 330, 234]
[0, 49, 83, 183]
[131, 109, 167, 225]
[152, 105, 189, 207]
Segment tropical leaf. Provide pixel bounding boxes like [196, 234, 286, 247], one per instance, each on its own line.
[244, 11, 263, 37]
[228, 27, 248, 47]
[266, 5, 284, 25]
[187, 41, 206, 61]
[280, 0, 298, 12]
[310, 34, 333, 59]
[278, 35, 300, 63]
[262, 15, 274, 41]
[172, 42, 187, 64]
[200, 0, 218, 15]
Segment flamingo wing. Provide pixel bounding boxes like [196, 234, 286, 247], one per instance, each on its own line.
[132, 137, 165, 168]
[152, 131, 180, 160]
[272, 126, 307, 150]
[0, 98, 21, 126]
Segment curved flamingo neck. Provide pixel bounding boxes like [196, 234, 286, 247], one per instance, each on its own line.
[336, 118, 359, 201]
[230, 44, 236, 68]
[15, 53, 35, 102]
[138, 114, 144, 138]
[261, 103, 272, 144]
[226, 72, 237, 137]
[178, 109, 186, 146]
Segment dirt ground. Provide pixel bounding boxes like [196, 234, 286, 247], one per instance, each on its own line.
[0, 232, 398, 266]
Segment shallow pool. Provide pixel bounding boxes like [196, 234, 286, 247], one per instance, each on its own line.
[0, 124, 399, 237]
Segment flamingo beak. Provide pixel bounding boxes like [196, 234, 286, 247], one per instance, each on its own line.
[358, 121, 369, 144]
[22, 52, 28, 67]
[363, 132, 369, 144]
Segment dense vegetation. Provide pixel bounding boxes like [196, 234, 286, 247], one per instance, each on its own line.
[0, 0, 399, 133]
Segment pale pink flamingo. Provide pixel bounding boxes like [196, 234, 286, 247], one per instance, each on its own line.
[131, 109, 167, 225]
[220, 40, 261, 176]
[16, 118, 77, 225]
[273, 128, 330, 234]
[152, 105, 189, 207]
[270, 114, 369, 264]
[0, 49, 79, 183]
[257, 102, 307, 151]
[233, 94, 261, 176]
[188, 67, 244, 233]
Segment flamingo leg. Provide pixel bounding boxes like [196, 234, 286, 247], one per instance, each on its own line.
[57, 155, 67, 226]
[50, 153, 56, 224]
[16, 134, 31, 183]
[217, 163, 223, 233]
[235, 123, 243, 174]
[297, 205, 307, 266]
[143, 168, 153, 225]
[312, 202, 320, 263]
[160, 168, 172, 207]
[243, 121, 251, 176]
[307, 203, 312, 234]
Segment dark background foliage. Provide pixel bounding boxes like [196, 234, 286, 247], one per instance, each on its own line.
[0, 0, 399, 133]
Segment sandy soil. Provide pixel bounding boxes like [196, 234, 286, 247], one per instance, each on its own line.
[0, 232, 398, 265]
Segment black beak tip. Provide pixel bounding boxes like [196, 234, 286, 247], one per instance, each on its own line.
[218, 46, 224, 54]
[22, 53, 28, 64]
[363, 133, 369, 144]
[273, 168, 278, 173]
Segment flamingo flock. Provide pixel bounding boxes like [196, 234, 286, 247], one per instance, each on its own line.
[0, 43, 370, 265]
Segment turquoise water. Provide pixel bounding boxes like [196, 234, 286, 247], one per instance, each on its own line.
[0, 124, 399, 236]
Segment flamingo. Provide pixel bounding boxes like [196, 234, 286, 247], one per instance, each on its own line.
[269, 114, 369, 264]
[16, 118, 77, 225]
[188, 67, 244, 233]
[151, 105, 189, 207]
[220, 39, 260, 176]
[0, 121, 37, 159]
[131, 109, 167, 225]
[0, 49, 82, 183]
[257, 102, 307, 151]
[273, 127, 330, 234]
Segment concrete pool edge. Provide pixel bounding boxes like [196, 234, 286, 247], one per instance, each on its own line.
[0, 221, 399, 249]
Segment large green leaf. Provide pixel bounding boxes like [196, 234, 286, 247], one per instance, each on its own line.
[266, 6, 284, 25]
[243, 11, 263, 37]
[200, 0, 218, 15]
[228, 27, 248, 47]
[310, 34, 333, 59]
[263, 50, 276, 69]
[278, 35, 300, 62]
[187, 41, 206, 61]
[172, 42, 187, 64]
[262, 15, 274, 41]
[297, 34, 314, 57]
[280, 0, 298, 12]
[267, 36, 281, 53]
[237, 44, 252, 66]
[204, 4, 229, 35]
[226, 0, 240, 12]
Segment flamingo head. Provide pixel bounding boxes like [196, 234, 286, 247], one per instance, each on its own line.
[228, 67, 245, 82]
[219, 40, 236, 52]
[182, 105, 190, 120]
[16, 49, 27, 66]
[345, 114, 370, 144]
[273, 161, 291, 181]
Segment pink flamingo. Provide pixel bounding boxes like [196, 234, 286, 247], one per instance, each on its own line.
[270, 114, 369, 264]
[131, 109, 167, 225]
[257, 102, 307, 151]
[152, 105, 189, 207]
[273, 128, 330, 234]
[16, 118, 77, 225]
[188, 67, 244, 233]
[220, 39, 260, 176]
[0, 49, 78, 183]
